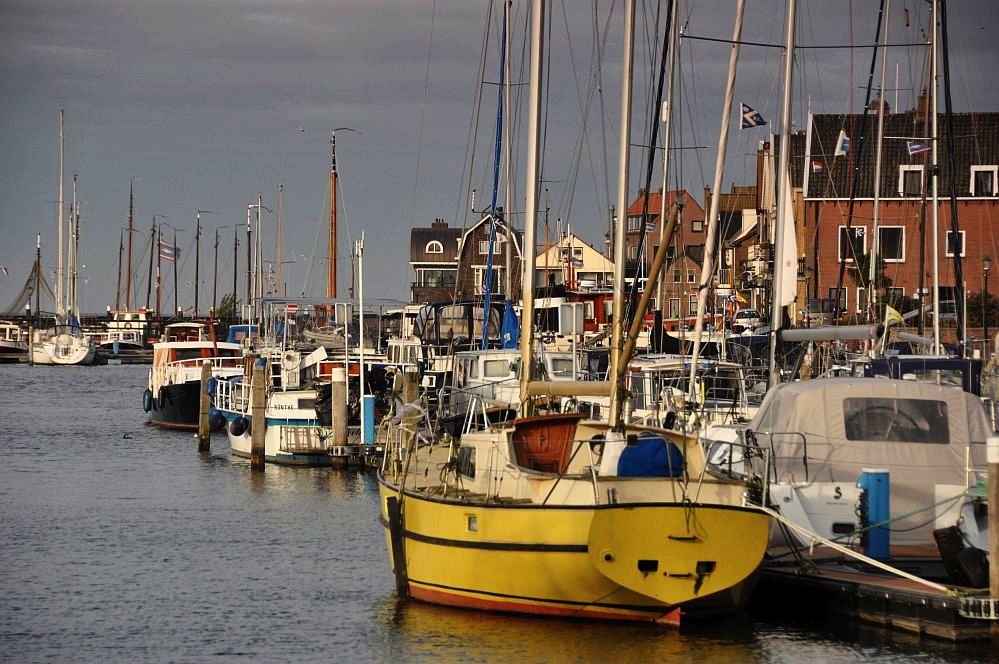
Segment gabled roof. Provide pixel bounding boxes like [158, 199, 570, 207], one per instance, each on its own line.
[795, 111, 999, 198]
[626, 189, 705, 221]
[411, 223, 462, 263]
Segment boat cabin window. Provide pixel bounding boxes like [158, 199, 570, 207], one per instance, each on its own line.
[902, 369, 964, 389]
[173, 348, 204, 362]
[466, 358, 479, 379]
[549, 357, 574, 378]
[483, 359, 511, 378]
[843, 397, 949, 443]
[456, 446, 476, 478]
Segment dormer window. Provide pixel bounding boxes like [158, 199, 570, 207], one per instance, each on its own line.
[971, 166, 998, 197]
[898, 165, 924, 197]
[425, 240, 444, 254]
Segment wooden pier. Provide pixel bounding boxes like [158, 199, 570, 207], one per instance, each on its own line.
[758, 546, 993, 642]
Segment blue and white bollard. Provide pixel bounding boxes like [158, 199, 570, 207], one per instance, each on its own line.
[857, 468, 891, 559]
[362, 394, 376, 446]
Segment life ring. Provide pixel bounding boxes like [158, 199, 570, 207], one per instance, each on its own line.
[142, 389, 153, 412]
[124, 322, 133, 329]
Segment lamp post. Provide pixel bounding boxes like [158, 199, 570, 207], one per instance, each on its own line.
[984, 255, 992, 353]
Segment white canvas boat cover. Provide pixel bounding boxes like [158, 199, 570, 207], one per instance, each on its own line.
[751, 377, 992, 543]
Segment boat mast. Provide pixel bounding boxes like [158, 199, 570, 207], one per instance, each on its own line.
[116, 228, 124, 311]
[688, 0, 746, 395]
[503, 0, 513, 301]
[276, 184, 284, 298]
[56, 110, 65, 319]
[930, 0, 941, 354]
[518, 0, 544, 412]
[70, 174, 78, 319]
[607, 0, 637, 427]
[868, 1, 891, 321]
[328, 130, 338, 299]
[126, 179, 135, 310]
[656, 0, 680, 309]
[768, 0, 797, 386]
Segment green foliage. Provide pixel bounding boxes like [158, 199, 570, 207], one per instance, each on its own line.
[215, 292, 239, 319]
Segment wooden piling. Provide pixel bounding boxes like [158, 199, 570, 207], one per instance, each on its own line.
[197, 362, 211, 452]
[331, 367, 348, 447]
[386, 496, 409, 596]
[250, 364, 266, 470]
[27, 325, 33, 366]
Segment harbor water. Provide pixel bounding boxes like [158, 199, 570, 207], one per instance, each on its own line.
[0, 364, 992, 662]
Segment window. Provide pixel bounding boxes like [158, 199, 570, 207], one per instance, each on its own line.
[415, 268, 457, 288]
[946, 230, 966, 257]
[885, 287, 904, 304]
[691, 219, 704, 232]
[583, 301, 594, 320]
[478, 240, 500, 255]
[838, 226, 866, 262]
[971, 166, 998, 196]
[877, 226, 905, 262]
[898, 165, 924, 196]
[843, 397, 949, 443]
[628, 245, 638, 260]
[828, 287, 847, 311]
[672, 269, 681, 283]
[688, 295, 698, 316]
[687, 269, 696, 283]
[466, 358, 478, 379]
[473, 267, 503, 294]
[483, 359, 510, 378]
[668, 298, 680, 318]
[572, 247, 583, 260]
[425, 240, 444, 254]
[627, 216, 643, 231]
[857, 287, 868, 314]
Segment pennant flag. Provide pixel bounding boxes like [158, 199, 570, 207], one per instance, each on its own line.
[834, 129, 851, 156]
[811, 160, 825, 173]
[906, 140, 931, 157]
[159, 239, 180, 262]
[884, 305, 904, 326]
[740, 103, 768, 129]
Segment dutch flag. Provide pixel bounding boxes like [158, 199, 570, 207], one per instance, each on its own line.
[159, 239, 180, 262]
[906, 140, 931, 157]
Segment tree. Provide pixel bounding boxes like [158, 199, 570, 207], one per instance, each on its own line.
[215, 292, 239, 320]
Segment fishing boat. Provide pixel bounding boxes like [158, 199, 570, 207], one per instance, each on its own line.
[144, 322, 242, 429]
[377, 0, 769, 623]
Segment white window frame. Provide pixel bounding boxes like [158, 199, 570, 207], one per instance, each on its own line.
[668, 298, 680, 318]
[627, 216, 642, 232]
[885, 286, 904, 302]
[838, 226, 867, 263]
[897, 165, 924, 196]
[687, 295, 698, 317]
[425, 240, 444, 254]
[686, 269, 696, 283]
[945, 230, 966, 258]
[478, 240, 490, 255]
[691, 219, 704, 232]
[877, 226, 906, 263]
[970, 165, 999, 197]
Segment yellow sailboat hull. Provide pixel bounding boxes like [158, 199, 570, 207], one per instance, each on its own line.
[378, 479, 769, 621]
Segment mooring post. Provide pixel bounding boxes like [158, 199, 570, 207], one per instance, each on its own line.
[197, 361, 211, 452]
[331, 367, 348, 447]
[989, 436, 999, 641]
[386, 496, 409, 597]
[250, 364, 266, 470]
[27, 324, 33, 366]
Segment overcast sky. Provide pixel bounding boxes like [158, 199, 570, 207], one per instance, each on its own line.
[1, 0, 996, 314]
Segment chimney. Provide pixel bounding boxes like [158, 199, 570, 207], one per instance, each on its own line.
[431, 218, 448, 228]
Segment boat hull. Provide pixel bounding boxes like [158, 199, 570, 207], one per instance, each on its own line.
[147, 381, 222, 430]
[377, 478, 768, 621]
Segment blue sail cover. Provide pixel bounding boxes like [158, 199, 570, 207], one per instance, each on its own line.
[501, 300, 520, 349]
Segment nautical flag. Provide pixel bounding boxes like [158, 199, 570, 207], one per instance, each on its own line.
[906, 140, 931, 156]
[884, 305, 904, 326]
[159, 239, 180, 262]
[646, 222, 657, 234]
[570, 257, 584, 268]
[834, 129, 851, 156]
[811, 160, 825, 173]
[740, 103, 768, 129]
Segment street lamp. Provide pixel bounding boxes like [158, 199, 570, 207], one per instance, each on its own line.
[984, 255, 992, 352]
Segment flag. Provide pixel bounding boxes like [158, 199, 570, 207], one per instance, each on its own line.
[884, 305, 904, 326]
[834, 129, 851, 156]
[811, 160, 824, 173]
[159, 239, 180, 262]
[906, 140, 930, 156]
[570, 257, 584, 268]
[740, 103, 768, 129]
[646, 222, 657, 234]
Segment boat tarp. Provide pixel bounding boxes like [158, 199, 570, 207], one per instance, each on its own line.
[751, 377, 991, 543]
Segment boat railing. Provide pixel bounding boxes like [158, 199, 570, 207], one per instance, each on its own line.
[747, 430, 810, 485]
[212, 376, 251, 413]
[152, 355, 243, 387]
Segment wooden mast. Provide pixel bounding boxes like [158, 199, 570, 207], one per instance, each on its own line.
[126, 180, 134, 310]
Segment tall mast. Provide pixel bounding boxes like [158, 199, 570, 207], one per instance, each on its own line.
[689, 0, 746, 394]
[126, 180, 134, 310]
[930, 0, 941, 354]
[768, 0, 797, 386]
[172, 226, 179, 319]
[608, 0, 636, 427]
[868, 1, 891, 319]
[56, 110, 65, 318]
[245, 204, 253, 313]
[70, 174, 78, 317]
[156, 225, 162, 324]
[195, 211, 201, 317]
[35, 234, 41, 319]
[277, 184, 284, 298]
[503, 0, 513, 300]
[656, 0, 680, 308]
[328, 130, 338, 299]
[518, 0, 544, 412]
[232, 226, 238, 315]
[146, 217, 155, 310]
[116, 228, 124, 311]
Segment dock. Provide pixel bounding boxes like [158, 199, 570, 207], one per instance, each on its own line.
[758, 546, 994, 642]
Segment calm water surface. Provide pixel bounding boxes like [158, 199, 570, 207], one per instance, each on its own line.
[0, 364, 992, 662]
